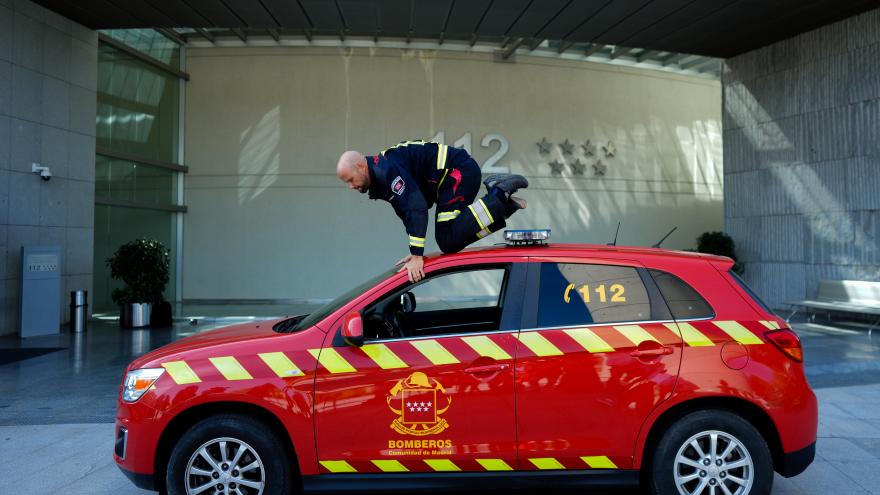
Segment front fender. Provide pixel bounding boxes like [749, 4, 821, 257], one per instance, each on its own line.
[151, 377, 318, 476]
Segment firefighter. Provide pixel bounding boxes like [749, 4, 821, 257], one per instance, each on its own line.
[336, 140, 528, 282]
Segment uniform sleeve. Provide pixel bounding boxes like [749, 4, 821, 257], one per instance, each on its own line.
[387, 168, 428, 256]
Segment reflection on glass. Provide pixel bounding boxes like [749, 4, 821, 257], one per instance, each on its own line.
[538, 263, 651, 327]
[410, 269, 505, 312]
[97, 43, 180, 163]
[95, 155, 176, 205]
[100, 29, 181, 67]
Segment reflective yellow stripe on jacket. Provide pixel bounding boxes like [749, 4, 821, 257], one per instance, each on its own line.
[436, 144, 449, 170]
[437, 210, 461, 222]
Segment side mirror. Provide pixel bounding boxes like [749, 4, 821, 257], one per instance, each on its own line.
[400, 292, 416, 313]
[342, 312, 363, 347]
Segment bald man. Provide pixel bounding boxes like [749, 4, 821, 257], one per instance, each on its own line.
[337, 140, 527, 282]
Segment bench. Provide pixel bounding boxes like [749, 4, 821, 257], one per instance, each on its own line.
[785, 280, 880, 335]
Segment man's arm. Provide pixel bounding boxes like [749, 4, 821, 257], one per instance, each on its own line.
[388, 169, 428, 282]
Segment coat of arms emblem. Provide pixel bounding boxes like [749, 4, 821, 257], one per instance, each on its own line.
[387, 372, 451, 436]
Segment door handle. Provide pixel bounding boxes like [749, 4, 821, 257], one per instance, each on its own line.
[630, 346, 674, 358]
[465, 363, 509, 374]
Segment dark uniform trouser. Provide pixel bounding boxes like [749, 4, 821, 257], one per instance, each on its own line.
[434, 158, 507, 254]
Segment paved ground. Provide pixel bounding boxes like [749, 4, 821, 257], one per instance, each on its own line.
[2, 382, 879, 494]
[0, 311, 877, 494]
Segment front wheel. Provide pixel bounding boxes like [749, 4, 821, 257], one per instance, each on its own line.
[649, 410, 773, 495]
[166, 414, 293, 495]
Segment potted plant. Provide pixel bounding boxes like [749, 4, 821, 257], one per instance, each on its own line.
[696, 231, 744, 275]
[106, 239, 173, 328]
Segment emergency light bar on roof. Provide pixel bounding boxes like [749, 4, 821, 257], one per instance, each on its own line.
[505, 229, 550, 246]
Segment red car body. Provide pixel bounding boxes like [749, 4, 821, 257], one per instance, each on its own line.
[115, 244, 817, 492]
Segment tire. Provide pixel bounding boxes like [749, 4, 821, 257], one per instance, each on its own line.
[649, 410, 773, 495]
[166, 414, 293, 495]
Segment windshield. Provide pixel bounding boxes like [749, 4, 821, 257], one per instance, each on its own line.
[279, 265, 401, 333]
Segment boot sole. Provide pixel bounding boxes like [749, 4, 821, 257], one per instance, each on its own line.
[483, 174, 529, 193]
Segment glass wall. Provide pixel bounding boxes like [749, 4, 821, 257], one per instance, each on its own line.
[95, 156, 178, 206]
[101, 29, 181, 67]
[93, 206, 178, 313]
[96, 42, 180, 162]
[93, 31, 186, 313]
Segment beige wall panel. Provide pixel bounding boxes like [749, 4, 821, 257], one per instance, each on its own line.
[185, 47, 722, 300]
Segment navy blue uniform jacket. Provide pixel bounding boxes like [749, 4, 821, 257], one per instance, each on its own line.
[367, 140, 471, 256]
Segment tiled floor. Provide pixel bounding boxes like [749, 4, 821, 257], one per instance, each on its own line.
[0, 309, 878, 494]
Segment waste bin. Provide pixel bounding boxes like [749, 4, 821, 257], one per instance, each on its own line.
[70, 290, 88, 333]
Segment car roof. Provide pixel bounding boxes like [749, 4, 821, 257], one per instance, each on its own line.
[426, 243, 734, 265]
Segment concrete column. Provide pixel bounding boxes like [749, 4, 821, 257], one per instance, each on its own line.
[0, 0, 97, 336]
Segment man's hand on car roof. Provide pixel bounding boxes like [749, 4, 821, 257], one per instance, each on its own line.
[397, 254, 425, 283]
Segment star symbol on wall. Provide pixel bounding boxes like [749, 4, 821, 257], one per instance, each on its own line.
[582, 140, 595, 156]
[560, 138, 575, 155]
[602, 140, 616, 158]
[537, 137, 552, 155]
[570, 159, 586, 176]
[593, 160, 607, 176]
[549, 160, 565, 175]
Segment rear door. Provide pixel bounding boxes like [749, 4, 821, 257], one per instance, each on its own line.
[514, 259, 682, 471]
[313, 260, 526, 474]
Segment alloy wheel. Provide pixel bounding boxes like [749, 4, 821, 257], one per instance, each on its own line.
[185, 436, 266, 495]
[673, 429, 754, 495]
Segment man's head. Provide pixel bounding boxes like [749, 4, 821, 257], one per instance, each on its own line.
[336, 151, 371, 194]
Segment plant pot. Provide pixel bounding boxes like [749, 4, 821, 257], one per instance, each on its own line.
[120, 303, 152, 328]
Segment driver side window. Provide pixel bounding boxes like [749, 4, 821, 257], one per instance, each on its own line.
[409, 269, 505, 312]
[364, 267, 508, 341]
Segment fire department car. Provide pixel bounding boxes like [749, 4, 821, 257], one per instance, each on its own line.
[115, 230, 816, 495]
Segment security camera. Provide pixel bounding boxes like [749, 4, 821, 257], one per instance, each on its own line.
[32, 163, 52, 181]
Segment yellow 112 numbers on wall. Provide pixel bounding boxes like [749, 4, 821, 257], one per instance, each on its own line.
[563, 283, 626, 304]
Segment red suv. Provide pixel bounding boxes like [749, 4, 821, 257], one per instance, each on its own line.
[115, 240, 816, 495]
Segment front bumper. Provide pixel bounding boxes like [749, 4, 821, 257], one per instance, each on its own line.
[114, 418, 161, 490]
[114, 398, 162, 490]
[777, 441, 815, 478]
[118, 463, 157, 491]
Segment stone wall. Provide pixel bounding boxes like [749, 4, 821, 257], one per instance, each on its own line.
[722, 9, 880, 309]
[0, 0, 97, 336]
[184, 46, 722, 301]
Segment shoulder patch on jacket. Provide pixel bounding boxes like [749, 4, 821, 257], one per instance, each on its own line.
[391, 176, 405, 195]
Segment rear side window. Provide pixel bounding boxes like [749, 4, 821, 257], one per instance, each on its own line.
[649, 270, 714, 319]
[537, 263, 651, 327]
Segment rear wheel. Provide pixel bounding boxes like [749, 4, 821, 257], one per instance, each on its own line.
[649, 410, 773, 495]
[166, 414, 293, 495]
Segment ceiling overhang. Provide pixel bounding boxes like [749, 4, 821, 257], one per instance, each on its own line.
[34, 0, 877, 58]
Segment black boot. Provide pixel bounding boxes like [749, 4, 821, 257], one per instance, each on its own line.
[483, 174, 529, 195]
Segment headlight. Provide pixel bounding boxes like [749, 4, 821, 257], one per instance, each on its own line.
[122, 368, 165, 402]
